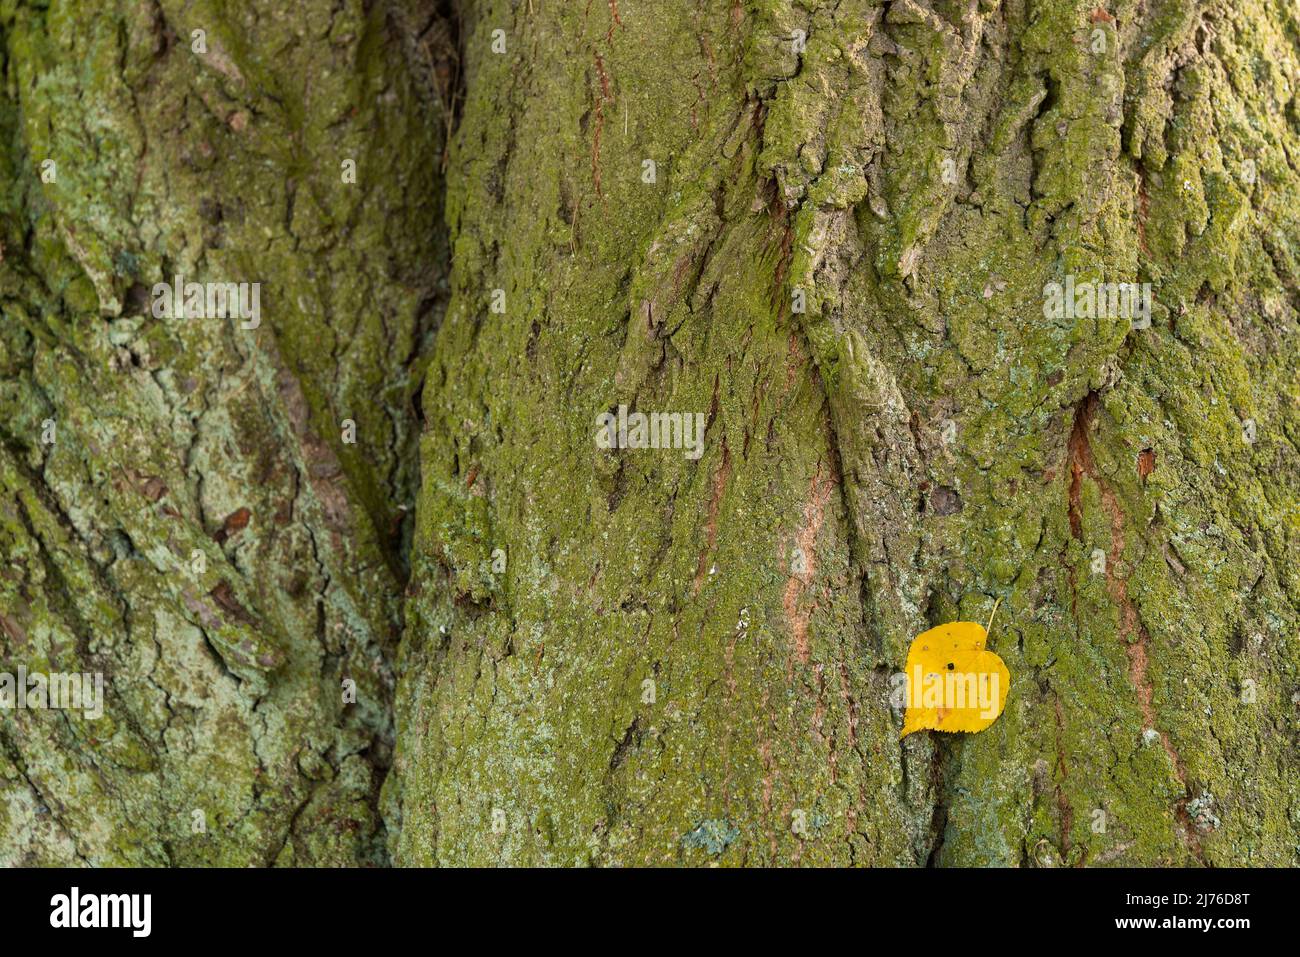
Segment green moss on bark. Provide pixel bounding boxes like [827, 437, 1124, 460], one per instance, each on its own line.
[0, 0, 445, 865]
[390, 0, 1300, 867]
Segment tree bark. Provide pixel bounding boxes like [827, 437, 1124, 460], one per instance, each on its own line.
[387, 0, 1300, 866]
[3, 0, 1299, 868]
[0, 0, 448, 864]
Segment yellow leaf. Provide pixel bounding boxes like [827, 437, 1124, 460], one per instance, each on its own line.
[900, 603, 1010, 738]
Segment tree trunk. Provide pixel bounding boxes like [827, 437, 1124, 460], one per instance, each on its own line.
[4, 0, 1299, 868]
[387, 0, 1300, 867]
[0, 0, 449, 864]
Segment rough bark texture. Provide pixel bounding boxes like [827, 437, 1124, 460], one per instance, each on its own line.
[0, 0, 446, 864]
[3, 0, 1300, 868]
[388, 0, 1300, 867]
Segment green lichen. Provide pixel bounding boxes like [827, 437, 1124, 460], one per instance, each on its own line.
[389, 0, 1300, 868]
